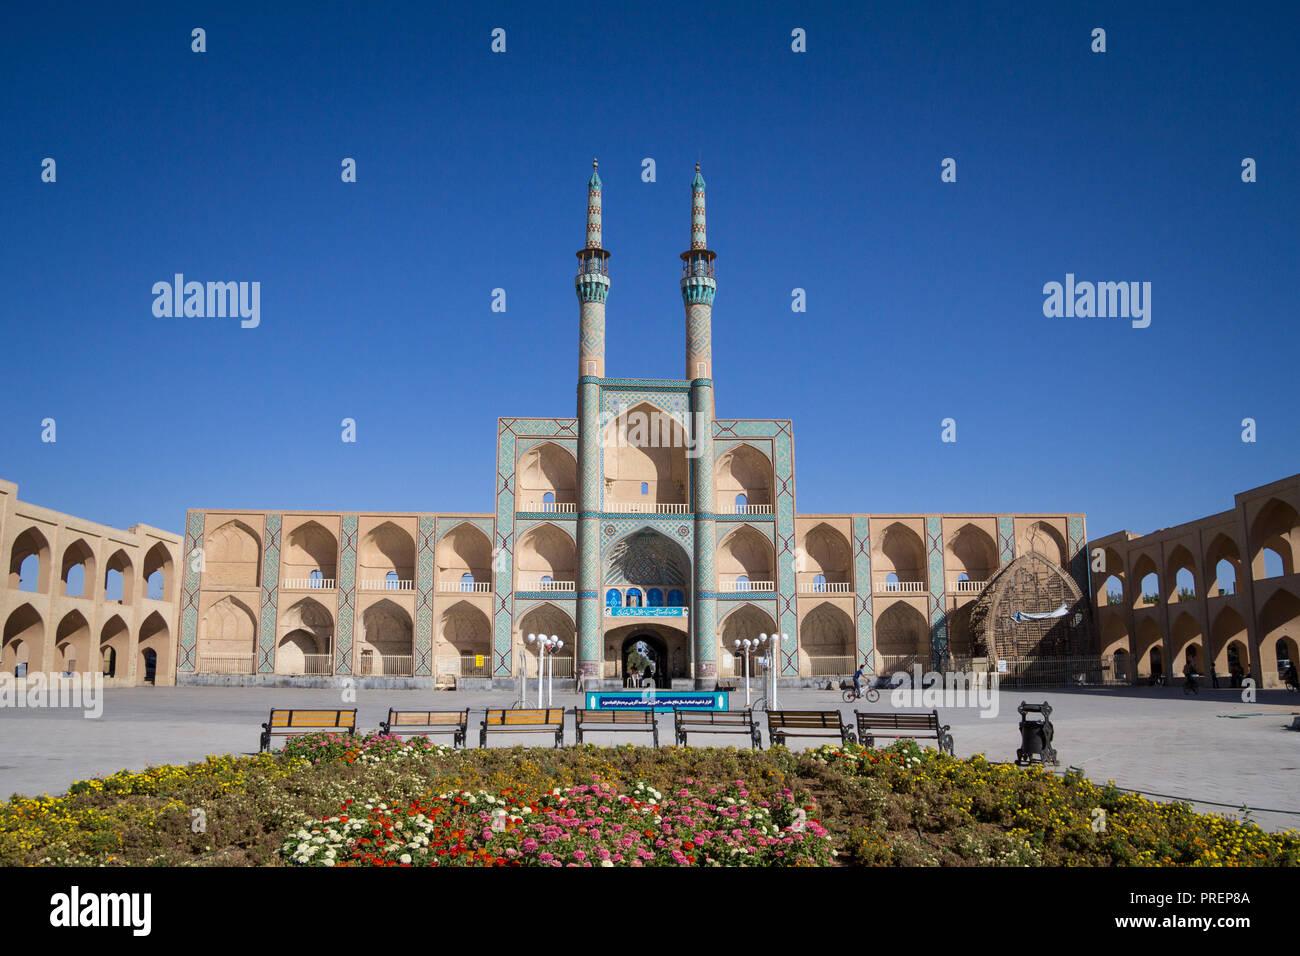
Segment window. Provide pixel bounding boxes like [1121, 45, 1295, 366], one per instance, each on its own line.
[667, 589, 684, 607]
[460, 572, 474, 592]
[735, 575, 750, 591]
[640, 482, 649, 496]
[813, 573, 826, 593]
[648, 588, 664, 607]
[626, 588, 643, 607]
[542, 492, 555, 512]
[735, 494, 747, 515]
[310, 569, 323, 588]
[606, 589, 622, 607]
[541, 575, 553, 586]
[386, 570, 400, 590]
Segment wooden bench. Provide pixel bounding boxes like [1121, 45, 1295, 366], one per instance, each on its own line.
[767, 710, 854, 748]
[673, 708, 762, 749]
[259, 708, 357, 753]
[480, 708, 565, 748]
[574, 709, 659, 747]
[379, 709, 470, 748]
[854, 709, 953, 756]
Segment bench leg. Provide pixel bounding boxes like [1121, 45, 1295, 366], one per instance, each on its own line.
[652, 726, 659, 748]
[575, 729, 583, 746]
[555, 728, 563, 749]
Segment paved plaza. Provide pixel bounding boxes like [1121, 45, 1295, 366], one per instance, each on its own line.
[2, 685, 1297, 832]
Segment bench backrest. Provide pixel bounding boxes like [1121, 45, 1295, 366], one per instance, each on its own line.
[387, 709, 468, 727]
[768, 710, 843, 729]
[484, 708, 564, 727]
[268, 709, 357, 731]
[675, 709, 752, 726]
[576, 709, 655, 725]
[855, 710, 940, 732]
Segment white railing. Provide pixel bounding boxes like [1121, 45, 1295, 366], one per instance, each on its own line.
[873, 578, 927, 594]
[518, 500, 577, 513]
[720, 503, 774, 515]
[197, 653, 254, 674]
[807, 655, 856, 677]
[798, 582, 852, 594]
[951, 579, 987, 594]
[726, 580, 775, 592]
[358, 654, 413, 676]
[359, 579, 414, 591]
[517, 578, 576, 592]
[611, 502, 690, 514]
[282, 578, 336, 590]
[437, 581, 492, 593]
[276, 654, 332, 676]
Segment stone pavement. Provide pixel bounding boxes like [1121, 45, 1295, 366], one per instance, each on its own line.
[1, 684, 1297, 831]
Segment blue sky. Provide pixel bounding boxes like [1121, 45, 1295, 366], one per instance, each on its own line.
[2, 1, 1296, 539]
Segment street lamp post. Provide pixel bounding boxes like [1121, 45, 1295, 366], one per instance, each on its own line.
[768, 632, 788, 710]
[733, 635, 769, 708]
[526, 633, 562, 708]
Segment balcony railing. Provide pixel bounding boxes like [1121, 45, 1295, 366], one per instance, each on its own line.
[283, 578, 335, 590]
[358, 654, 413, 677]
[798, 582, 852, 594]
[359, 579, 414, 591]
[951, 579, 987, 594]
[726, 580, 775, 592]
[277, 654, 332, 676]
[196, 653, 254, 674]
[873, 578, 927, 594]
[807, 655, 856, 677]
[610, 502, 690, 514]
[720, 503, 774, 515]
[517, 578, 577, 592]
[518, 500, 577, 513]
[437, 581, 492, 593]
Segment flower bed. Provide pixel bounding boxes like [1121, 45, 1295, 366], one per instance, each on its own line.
[281, 778, 834, 867]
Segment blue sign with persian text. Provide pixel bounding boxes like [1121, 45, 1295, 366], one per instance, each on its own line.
[606, 607, 688, 618]
[584, 691, 728, 712]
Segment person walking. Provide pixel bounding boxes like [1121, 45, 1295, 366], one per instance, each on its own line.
[1209, 663, 1219, 689]
[1183, 659, 1199, 695]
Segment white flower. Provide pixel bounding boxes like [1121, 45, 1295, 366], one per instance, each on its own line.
[400, 854, 412, 864]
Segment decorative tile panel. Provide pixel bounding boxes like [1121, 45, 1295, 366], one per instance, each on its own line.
[852, 516, 874, 671]
[176, 510, 205, 672]
[997, 515, 1015, 566]
[414, 515, 436, 676]
[925, 515, 948, 668]
[334, 514, 358, 675]
[257, 514, 282, 673]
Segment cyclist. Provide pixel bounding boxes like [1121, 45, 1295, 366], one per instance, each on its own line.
[852, 660, 867, 699]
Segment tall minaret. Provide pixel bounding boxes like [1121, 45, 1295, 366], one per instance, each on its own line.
[575, 159, 608, 684]
[682, 163, 719, 687]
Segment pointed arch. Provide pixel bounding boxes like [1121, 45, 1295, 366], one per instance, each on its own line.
[604, 527, 691, 589]
[284, 520, 339, 583]
[515, 522, 576, 584]
[1249, 497, 1299, 579]
[55, 609, 92, 673]
[142, 541, 175, 602]
[9, 526, 51, 593]
[99, 613, 130, 678]
[197, 595, 258, 671]
[799, 523, 852, 588]
[1165, 544, 1197, 603]
[875, 601, 930, 670]
[205, 519, 261, 588]
[435, 522, 492, 586]
[1204, 533, 1243, 598]
[602, 401, 689, 507]
[1095, 546, 1127, 606]
[715, 443, 773, 511]
[518, 442, 578, 510]
[103, 548, 135, 604]
[60, 538, 96, 598]
[947, 523, 998, 584]
[359, 520, 415, 583]
[800, 602, 855, 673]
[359, 598, 413, 675]
[2, 604, 45, 675]
[1131, 553, 1160, 610]
[516, 602, 576, 677]
[874, 522, 927, 591]
[717, 525, 774, 588]
[437, 600, 491, 677]
[138, 611, 171, 684]
[1019, 521, 1067, 567]
[1210, 605, 1249, 674]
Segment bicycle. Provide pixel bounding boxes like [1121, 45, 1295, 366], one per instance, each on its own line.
[840, 681, 880, 704]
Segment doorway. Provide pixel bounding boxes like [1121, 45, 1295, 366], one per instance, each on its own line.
[621, 632, 669, 688]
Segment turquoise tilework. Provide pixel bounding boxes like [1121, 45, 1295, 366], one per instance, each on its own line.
[257, 514, 282, 673]
[176, 510, 205, 672]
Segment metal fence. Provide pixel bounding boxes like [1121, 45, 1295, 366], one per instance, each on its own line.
[807, 655, 855, 677]
[358, 654, 414, 677]
[196, 654, 254, 674]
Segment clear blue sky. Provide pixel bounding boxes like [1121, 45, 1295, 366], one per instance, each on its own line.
[2, 1, 1296, 539]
